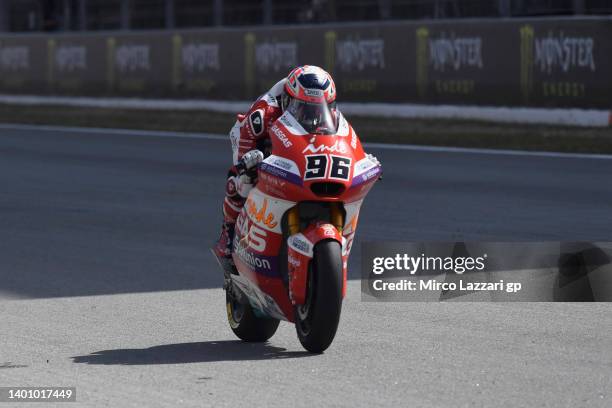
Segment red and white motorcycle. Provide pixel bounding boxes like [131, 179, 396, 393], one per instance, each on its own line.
[215, 100, 381, 353]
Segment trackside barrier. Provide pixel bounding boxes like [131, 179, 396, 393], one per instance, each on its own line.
[0, 17, 611, 111]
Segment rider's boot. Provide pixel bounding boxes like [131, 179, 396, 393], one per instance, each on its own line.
[213, 221, 237, 289]
[214, 221, 234, 260]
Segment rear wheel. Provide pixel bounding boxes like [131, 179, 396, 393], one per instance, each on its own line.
[226, 291, 279, 342]
[295, 240, 343, 353]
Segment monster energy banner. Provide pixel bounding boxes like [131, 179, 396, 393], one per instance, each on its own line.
[362, 242, 612, 302]
[0, 17, 610, 108]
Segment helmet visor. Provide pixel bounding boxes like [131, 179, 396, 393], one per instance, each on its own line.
[286, 98, 337, 135]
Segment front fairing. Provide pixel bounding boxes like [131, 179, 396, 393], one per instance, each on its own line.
[258, 111, 381, 203]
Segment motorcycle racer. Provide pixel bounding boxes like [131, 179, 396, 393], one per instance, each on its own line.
[214, 65, 339, 261]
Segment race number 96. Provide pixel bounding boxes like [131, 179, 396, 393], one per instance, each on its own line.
[304, 155, 351, 181]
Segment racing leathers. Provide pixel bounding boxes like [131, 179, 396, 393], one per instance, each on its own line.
[214, 79, 286, 259]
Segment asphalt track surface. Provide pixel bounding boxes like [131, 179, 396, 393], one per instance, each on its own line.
[1, 125, 611, 407]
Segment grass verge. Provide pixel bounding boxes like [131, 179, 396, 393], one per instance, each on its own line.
[1, 104, 612, 154]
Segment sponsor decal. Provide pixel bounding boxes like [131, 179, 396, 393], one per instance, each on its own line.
[351, 164, 381, 187]
[342, 233, 355, 257]
[249, 109, 264, 136]
[259, 172, 286, 188]
[256, 41, 297, 73]
[260, 92, 279, 108]
[234, 237, 272, 270]
[270, 124, 292, 147]
[288, 255, 301, 268]
[265, 155, 300, 174]
[182, 43, 220, 72]
[354, 157, 377, 176]
[336, 39, 385, 72]
[246, 197, 278, 229]
[428, 33, 483, 72]
[534, 33, 595, 74]
[270, 156, 292, 171]
[115, 44, 150, 72]
[260, 163, 303, 186]
[260, 155, 303, 186]
[55, 45, 87, 72]
[260, 163, 286, 177]
[302, 140, 348, 154]
[236, 213, 268, 252]
[322, 224, 337, 237]
[304, 88, 323, 97]
[365, 168, 379, 179]
[278, 111, 309, 136]
[0, 46, 29, 71]
[519, 25, 596, 103]
[288, 234, 313, 257]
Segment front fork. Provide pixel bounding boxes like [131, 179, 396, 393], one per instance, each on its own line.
[286, 203, 346, 305]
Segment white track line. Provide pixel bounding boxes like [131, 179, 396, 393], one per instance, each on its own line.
[0, 123, 226, 141]
[1, 123, 611, 160]
[0, 94, 610, 127]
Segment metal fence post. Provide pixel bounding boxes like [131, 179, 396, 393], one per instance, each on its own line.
[165, 0, 175, 28]
[0, 0, 8, 32]
[78, 0, 87, 30]
[120, 0, 131, 30]
[263, 0, 272, 24]
[378, 0, 391, 19]
[573, 0, 585, 14]
[498, 0, 510, 17]
[63, 0, 72, 30]
[214, 0, 223, 26]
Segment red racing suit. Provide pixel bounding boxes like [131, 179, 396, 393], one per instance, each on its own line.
[222, 80, 285, 224]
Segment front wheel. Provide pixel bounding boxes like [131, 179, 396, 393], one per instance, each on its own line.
[226, 291, 279, 342]
[294, 240, 343, 353]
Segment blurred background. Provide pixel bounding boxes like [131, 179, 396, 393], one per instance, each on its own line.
[1, 0, 611, 32]
[0, 0, 611, 146]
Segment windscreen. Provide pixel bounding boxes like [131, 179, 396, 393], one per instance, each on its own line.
[286, 98, 337, 135]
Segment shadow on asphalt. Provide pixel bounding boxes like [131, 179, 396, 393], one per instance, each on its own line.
[72, 341, 312, 364]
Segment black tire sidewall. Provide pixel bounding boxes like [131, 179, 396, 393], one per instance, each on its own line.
[295, 239, 343, 353]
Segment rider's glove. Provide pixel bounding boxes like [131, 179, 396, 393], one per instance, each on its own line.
[236, 149, 264, 175]
[235, 174, 255, 198]
[234, 150, 264, 198]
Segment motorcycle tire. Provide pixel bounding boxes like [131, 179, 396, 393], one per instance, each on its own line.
[294, 240, 343, 353]
[226, 291, 279, 342]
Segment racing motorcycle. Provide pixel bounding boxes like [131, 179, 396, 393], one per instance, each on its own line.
[214, 99, 381, 353]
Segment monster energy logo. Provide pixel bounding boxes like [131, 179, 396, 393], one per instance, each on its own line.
[534, 33, 595, 74]
[255, 41, 297, 73]
[520, 25, 534, 104]
[55, 45, 87, 72]
[416, 27, 429, 99]
[0, 45, 29, 71]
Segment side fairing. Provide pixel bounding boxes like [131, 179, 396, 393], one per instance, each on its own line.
[232, 187, 296, 320]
